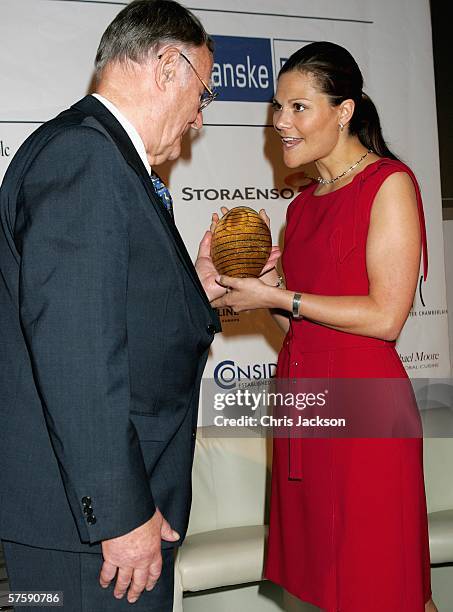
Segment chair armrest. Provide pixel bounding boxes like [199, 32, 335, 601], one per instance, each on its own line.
[177, 525, 268, 592]
[429, 509, 453, 564]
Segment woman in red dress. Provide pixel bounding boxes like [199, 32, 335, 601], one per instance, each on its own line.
[212, 42, 437, 611]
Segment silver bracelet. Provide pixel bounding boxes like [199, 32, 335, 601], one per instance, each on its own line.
[292, 292, 303, 318]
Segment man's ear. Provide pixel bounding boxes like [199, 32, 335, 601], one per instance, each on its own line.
[154, 47, 181, 92]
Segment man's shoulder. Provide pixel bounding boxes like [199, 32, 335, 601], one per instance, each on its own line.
[0, 101, 119, 198]
[20, 95, 111, 148]
[32, 102, 112, 150]
[9, 101, 114, 168]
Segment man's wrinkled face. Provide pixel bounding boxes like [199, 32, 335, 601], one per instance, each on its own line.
[153, 45, 213, 164]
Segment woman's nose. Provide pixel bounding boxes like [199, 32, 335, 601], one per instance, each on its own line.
[274, 109, 292, 132]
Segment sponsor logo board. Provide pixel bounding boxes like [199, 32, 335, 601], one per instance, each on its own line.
[214, 359, 277, 390]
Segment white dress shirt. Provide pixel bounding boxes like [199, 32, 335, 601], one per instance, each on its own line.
[91, 93, 151, 175]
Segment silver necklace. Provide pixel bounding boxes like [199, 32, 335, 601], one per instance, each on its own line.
[311, 149, 373, 185]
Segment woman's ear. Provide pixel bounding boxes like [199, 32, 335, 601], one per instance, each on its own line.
[339, 98, 355, 129]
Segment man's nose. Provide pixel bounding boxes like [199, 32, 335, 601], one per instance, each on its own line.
[191, 111, 203, 131]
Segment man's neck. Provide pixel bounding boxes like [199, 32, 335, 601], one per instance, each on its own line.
[92, 91, 152, 174]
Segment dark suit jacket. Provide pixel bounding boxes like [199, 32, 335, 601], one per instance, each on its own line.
[0, 95, 220, 553]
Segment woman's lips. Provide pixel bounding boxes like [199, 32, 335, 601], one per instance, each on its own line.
[281, 137, 304, 149]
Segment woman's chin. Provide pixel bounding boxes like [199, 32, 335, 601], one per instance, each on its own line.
[283, 153, 305, 169]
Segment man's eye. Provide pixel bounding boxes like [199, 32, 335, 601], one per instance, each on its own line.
[294, 103, 306, 112]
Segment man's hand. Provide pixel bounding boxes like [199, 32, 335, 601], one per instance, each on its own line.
[195, 230, 228, 302]
[194, 206, 229, 302]
[99, 509, 179, 604]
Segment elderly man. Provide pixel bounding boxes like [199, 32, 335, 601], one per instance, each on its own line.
[0, 1, 223, 610]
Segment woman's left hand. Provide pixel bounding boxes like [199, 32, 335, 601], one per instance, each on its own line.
[211, 274, 286, 312]
[260, 245, 282, 276]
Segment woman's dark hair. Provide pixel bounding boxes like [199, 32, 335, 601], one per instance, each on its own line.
[95, 0, 213, 76]
[279, 41, 398, 160]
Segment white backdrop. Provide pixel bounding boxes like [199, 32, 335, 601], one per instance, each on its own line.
[444, 221, 453, 371]
[0, 0, 450, 390]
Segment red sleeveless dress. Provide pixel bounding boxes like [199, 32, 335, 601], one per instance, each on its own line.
[264, 158, 432, 611]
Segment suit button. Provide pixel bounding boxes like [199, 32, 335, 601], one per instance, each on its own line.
[207, 324, 216, 335]
[83, 506, 94, 516]
[191, 430, 196, 439]
[87, 515, 97, 525]
[81, 496, 91, 506]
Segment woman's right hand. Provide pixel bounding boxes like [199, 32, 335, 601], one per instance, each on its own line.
[211, 274, 292, 313]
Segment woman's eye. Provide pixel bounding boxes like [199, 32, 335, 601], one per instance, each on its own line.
[271, 101, 282, 111]
[294, 103, 306, 112]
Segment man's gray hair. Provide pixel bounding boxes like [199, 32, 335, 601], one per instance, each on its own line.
[95, 0, 213, 76]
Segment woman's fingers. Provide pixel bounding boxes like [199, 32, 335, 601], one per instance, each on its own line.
[211, 294, 233, 309]
[215, 274, 241, 289]
[260, 246, 282, 275]
[259, 208, 271, 228]
[268, 247, 282, 265]
[210, 276, 272, 312]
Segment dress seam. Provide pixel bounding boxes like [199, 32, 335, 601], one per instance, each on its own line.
[398, 439, 410, 609]
[328, 350, 340, 610]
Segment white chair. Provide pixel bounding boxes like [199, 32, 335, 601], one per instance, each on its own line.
[173, 427, 272, 612]
[174, 428, 453, 611]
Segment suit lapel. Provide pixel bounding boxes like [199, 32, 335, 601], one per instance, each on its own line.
[71, 95, 213, 310]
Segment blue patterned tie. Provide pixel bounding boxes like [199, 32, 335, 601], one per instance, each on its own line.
[150, 171, 174, 219]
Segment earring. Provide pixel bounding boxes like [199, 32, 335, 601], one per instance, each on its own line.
[339, 122, 344, 131]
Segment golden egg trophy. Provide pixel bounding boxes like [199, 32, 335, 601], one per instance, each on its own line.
[211, 206, 272, 278]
